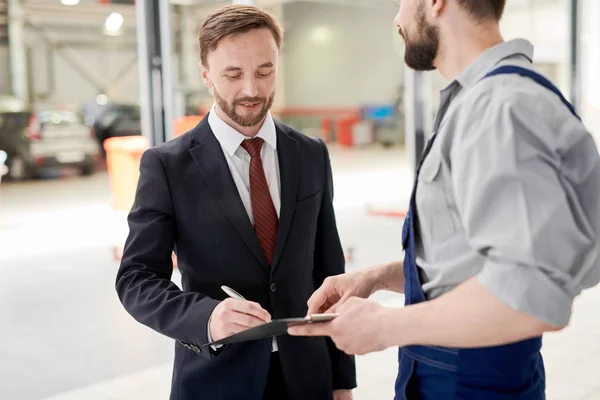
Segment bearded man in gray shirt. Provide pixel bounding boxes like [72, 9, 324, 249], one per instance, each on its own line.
[289, 0, 600, 399]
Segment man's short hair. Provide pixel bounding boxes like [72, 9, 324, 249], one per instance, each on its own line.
[458, 0, 507, 21]
[198, 5, 284, 67]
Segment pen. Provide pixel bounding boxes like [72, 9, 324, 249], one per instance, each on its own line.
[221, 285, 246, 300]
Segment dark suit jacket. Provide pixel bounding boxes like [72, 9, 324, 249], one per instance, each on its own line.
[115, 114, 356, 400]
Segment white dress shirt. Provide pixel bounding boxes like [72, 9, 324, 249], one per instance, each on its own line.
[206, 103, 281, 352]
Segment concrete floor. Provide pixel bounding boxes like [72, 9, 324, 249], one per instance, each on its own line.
[0, 145, 599, 400]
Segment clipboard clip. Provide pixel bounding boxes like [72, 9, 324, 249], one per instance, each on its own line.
[305, 313, 339, 322]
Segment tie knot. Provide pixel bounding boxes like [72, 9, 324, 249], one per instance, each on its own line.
[241, 137, 264, 158]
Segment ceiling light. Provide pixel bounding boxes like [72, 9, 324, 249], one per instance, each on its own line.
[104, 12, 124, 35]
[61, 0, 80, 5]
[96, 94, 108, 105]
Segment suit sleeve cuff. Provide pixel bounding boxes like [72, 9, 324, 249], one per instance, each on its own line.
[180, 297, 221, 359]
[330, 352, 357, 390]
[332, 378, 357, 391]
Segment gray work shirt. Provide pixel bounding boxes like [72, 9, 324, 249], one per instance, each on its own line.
[415, 38, 600, 327]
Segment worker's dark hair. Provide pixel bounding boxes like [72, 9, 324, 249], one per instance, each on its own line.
[198, 5, 283, 67]
[458, 0, 507, 21]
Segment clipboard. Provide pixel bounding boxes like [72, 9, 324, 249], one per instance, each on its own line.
[203, 313, 338, 347]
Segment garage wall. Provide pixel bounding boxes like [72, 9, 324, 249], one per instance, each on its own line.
[0, 42, 140, 108]
[7, 1, 577, 114]
[499, 0, 569, 92]
[25, 29, 140, 109]
[282, 1, 404, 107]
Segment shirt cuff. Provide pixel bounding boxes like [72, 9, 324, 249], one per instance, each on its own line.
[477, 259, 575, 327]
[207, 313, 223, 350]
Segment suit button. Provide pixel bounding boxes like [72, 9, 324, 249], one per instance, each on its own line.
[270, 283, 277, 293]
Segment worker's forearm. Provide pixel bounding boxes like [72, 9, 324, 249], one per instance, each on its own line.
[370, 261, 404, 294]
[384, 277, 563, 348]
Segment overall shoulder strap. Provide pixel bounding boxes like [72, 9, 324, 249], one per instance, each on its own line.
[482, 65, 580, 120]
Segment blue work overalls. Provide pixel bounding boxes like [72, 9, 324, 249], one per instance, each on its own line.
[395, 66, 580, 400]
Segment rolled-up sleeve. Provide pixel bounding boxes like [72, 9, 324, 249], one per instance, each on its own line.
[450, 92, 595, 327]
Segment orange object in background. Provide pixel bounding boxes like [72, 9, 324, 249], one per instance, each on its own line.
[173, 115, 204, 138]
[321, 118, 332, 143]
[336, 115, 361, 147]
[104, 136, 149, 211]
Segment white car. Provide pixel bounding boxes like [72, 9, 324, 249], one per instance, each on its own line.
[0, 110, 100, 180]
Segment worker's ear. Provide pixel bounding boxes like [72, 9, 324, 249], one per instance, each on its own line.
[428, 0, 446, 19]
[200, 62, 213, 89]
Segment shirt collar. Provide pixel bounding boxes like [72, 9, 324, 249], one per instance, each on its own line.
[453, 38, 534, 89]
[208, 103, 277, 157]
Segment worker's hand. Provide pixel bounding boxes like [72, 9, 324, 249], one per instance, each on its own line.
[291, 297, 393, 355]
[209, 298, 271, 342]
[307, 270, 377, 315]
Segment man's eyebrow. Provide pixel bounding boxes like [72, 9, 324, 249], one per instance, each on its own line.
[222, 63, 273, 72]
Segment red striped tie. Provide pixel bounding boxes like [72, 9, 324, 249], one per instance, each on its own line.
[241, 138, 278, 265]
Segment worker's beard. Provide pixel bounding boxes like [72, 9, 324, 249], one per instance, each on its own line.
[398, 2, 439, 71]
[214, 89, 275, 128]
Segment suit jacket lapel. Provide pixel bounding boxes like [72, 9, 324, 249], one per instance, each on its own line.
[272, 122, 299, 269]
[188, 116, 269, 270]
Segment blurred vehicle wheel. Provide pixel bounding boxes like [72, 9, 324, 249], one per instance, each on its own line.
[79, 160, 96, 176]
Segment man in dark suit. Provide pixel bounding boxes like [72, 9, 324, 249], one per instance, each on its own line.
[115, 5, 356, 400]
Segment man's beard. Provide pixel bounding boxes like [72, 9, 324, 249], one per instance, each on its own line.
[214, 89, 275, 128]
[399, 4, 439, 71]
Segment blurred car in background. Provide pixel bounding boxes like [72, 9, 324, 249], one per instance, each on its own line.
[92, 103, 141, 157]
[0, 110, 99, 180]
